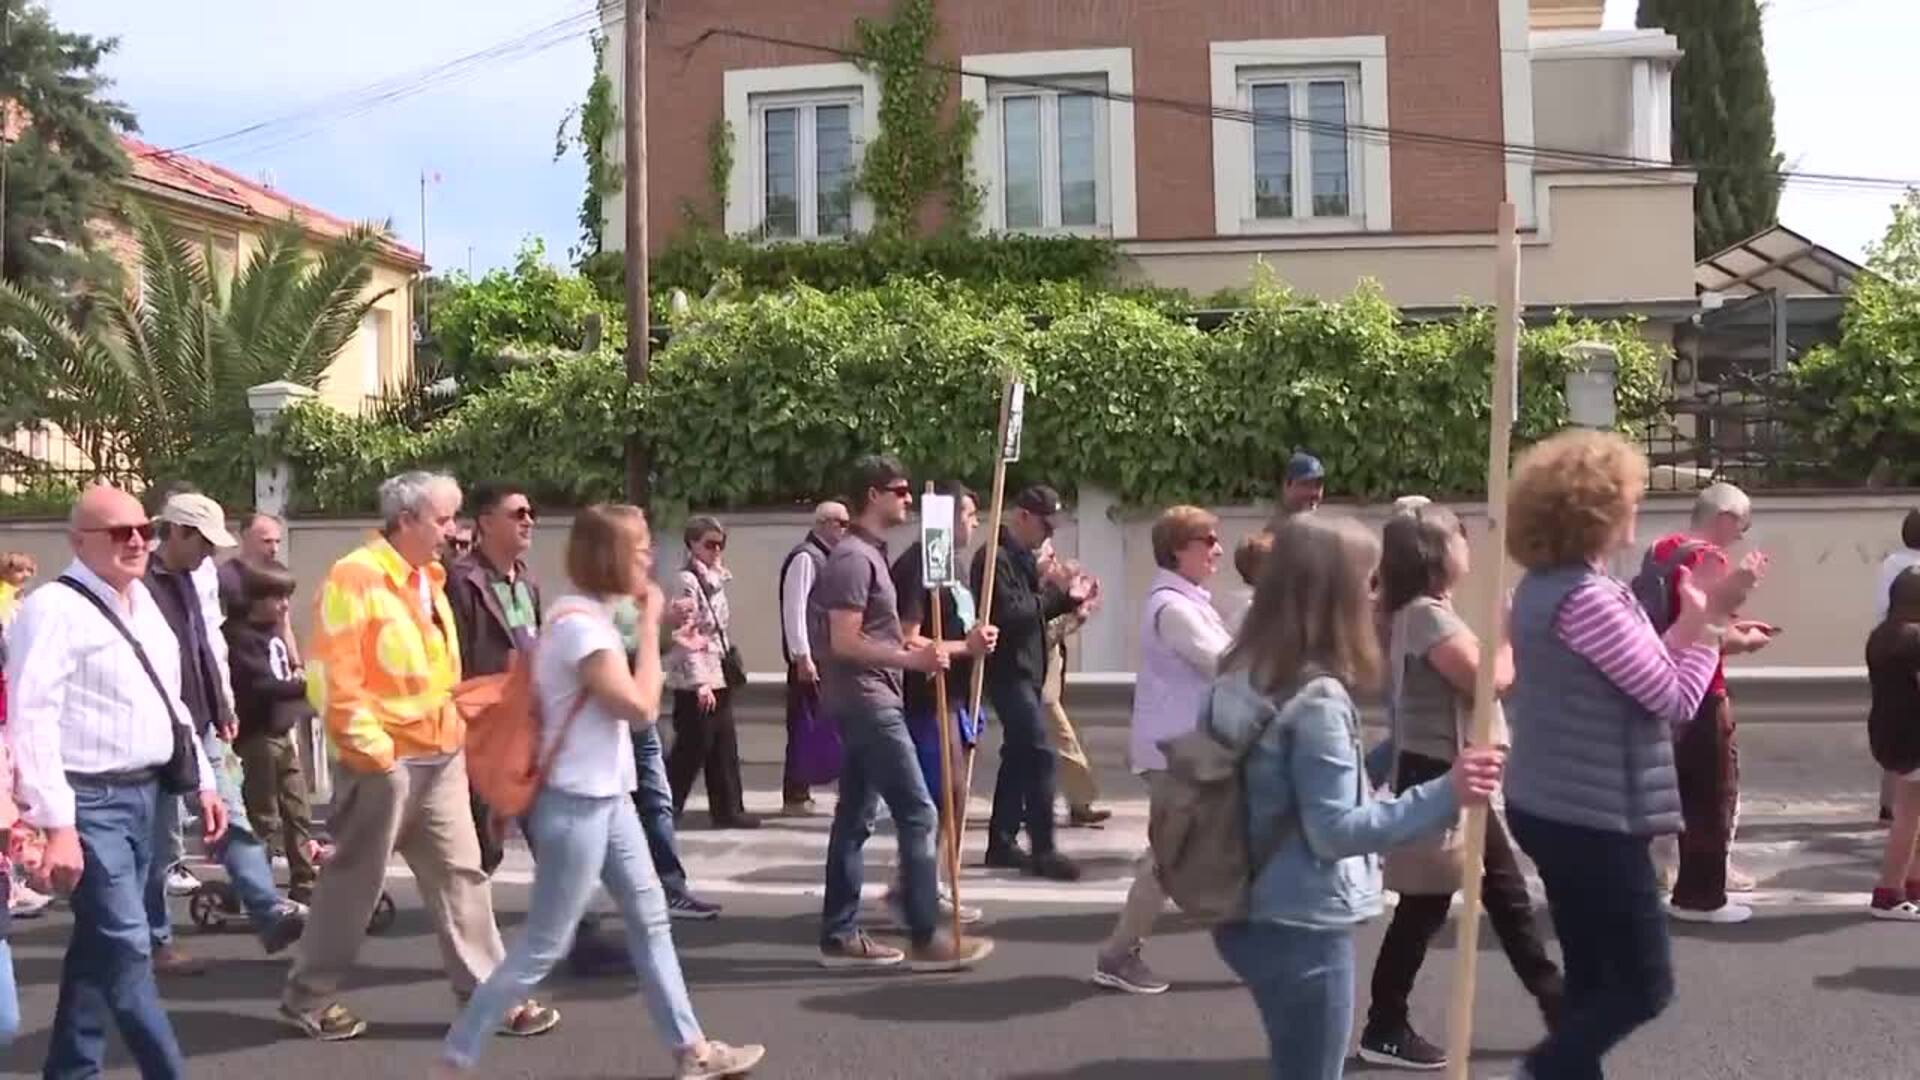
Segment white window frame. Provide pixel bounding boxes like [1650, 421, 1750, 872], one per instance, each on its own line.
[1240, 69, 1362, 226]
[1209, 38, 1391, 236]
[961, 49, 1138, 239]
[723, 63, 881, 239]
[748, 92, 862, 240]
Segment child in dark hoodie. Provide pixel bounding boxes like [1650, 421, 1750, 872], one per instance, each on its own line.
[1866, 566, 1920, 920]
[225, 559, 322, 903]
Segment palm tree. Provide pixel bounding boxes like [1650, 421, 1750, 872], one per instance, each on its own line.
[0, 206, 389, 500]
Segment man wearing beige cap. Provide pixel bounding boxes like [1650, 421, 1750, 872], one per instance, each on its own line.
[144, 492, 306, 974]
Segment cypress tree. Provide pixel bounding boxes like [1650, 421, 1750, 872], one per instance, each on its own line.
[1638, 0, 1785, 258]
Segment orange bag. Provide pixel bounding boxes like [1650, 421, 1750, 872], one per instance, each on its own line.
[461, 609, 591, 824]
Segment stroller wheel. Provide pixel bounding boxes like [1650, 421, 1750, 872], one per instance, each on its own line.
[367, 891, 397, 934]
[188, 887, 228, 930]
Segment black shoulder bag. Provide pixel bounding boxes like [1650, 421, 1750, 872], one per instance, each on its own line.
[57, 576, 203, 795]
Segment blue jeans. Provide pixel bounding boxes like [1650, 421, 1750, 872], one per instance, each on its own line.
[1212, 921, 1355, 1080]
[0, 938, 18, 1048]
[48, 777, 186, 1080]
[632, 726, 688, 895]
[147, 729, 286, 947]
[821, 706, 939, 946]
[443, 788, 702, 1067]
[986, 679, 1057, 857]
[1509, 809, 1673, 1080]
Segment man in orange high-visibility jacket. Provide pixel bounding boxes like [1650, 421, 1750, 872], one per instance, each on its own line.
[279, 471, 559, 1044]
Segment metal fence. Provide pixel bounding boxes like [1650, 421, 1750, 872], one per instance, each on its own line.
[0, 424, 142, 516]
[1640, 369, 1842, 492]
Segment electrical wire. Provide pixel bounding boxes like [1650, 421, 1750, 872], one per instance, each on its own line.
[688, 24, 1918, 196]
[139, 1, 619, 163]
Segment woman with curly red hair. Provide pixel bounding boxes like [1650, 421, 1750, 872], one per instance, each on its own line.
[1501, 430, 1763, 1078]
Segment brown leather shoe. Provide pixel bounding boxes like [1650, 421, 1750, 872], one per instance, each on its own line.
[152, 943, 209, 976]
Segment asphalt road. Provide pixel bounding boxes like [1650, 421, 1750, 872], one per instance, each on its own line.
[4, 721, 1912, 1079]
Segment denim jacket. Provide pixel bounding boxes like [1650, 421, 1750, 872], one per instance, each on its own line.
[1207, 669, 1459, 928]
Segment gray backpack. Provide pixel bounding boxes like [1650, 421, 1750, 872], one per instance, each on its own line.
[1146, 683, 1293, 924]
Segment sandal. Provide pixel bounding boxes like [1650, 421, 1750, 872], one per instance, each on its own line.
[281, 1001, 368, 1042]
[499, 998, 561, 1037]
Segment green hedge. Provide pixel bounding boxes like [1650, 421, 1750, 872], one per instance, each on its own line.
[274, 277, 1667, 514]
[588, 231, 1122, 301]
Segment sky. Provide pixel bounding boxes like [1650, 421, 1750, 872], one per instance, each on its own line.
[40, 0, 1920, 276]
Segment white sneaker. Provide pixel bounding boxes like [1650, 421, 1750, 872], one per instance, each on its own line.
[1669, 900, 1752, 924]
[164, 863, 201, 897]
[1869, 899, 1920, 922]
[8, 881, 53, 919]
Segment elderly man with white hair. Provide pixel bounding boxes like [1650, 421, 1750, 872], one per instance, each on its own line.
[280, 472, 559, 1043]
[777, 499, 851, 815]
[1639, 481, 1779, 925]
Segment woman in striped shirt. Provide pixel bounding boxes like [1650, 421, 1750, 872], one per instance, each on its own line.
[1501, 430, 1762, 1080]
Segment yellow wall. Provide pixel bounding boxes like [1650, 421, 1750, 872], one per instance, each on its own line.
[1117, 174, 1697, 309]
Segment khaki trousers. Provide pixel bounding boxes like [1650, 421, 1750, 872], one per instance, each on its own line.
[283, 751, 504, 1013]
[1045, 699, 1099, 811]
[1102, 770, 1167, 954]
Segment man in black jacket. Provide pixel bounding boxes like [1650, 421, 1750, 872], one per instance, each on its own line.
[972, 485, 1090, 881]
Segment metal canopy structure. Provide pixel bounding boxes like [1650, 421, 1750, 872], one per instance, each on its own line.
[1695, 224, 1865, 300]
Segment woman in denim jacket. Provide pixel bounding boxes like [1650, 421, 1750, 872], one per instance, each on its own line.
[1206, 514, 1504, 1080]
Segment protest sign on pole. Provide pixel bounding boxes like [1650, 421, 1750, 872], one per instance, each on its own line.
[960, 376, 1022, 849]
[1445, 201, 1522, 1080]
[922, 483, 964, 944]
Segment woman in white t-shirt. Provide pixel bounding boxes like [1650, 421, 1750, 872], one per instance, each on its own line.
[436, 505, 763, 1080]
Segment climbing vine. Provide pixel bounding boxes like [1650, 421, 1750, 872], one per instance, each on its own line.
[556, 32, 619, 260]
[706, 118, 734, 227]
[851, 0, 982, 237]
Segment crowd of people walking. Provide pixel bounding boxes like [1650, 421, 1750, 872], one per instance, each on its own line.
[10, 425, 1920, 1079]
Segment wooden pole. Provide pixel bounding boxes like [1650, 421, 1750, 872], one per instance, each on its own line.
[1445, 201, 1522, 1080]
[958, 376, 1018, 845]
[621, 0, 651, 505]
[928, 478, 964, 945]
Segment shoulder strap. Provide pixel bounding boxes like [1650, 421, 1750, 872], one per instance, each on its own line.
[691, 572, 735, 655]
[530, 605, 602, 779]
[58, 576, 185, 732]
[1204, 685, 1298, 874]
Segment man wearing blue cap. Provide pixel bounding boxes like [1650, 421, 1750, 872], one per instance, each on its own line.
[1265, 452, 1326, 532]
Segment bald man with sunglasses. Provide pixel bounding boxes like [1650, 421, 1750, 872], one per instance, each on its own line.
[5, 485, 226, 1078]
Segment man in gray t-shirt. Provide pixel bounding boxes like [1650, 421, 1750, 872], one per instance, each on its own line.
[814, 455, 995, 973]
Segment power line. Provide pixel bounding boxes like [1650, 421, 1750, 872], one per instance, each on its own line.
[688, 25, 1918, 196]
[140, 2, 617, 163]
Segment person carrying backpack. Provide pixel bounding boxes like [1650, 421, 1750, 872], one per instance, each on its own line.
[1634, 482, 1778, 923]
[1195, 514, 1502, 1080]
[1092, 507, 1231, 997]
[435, 503, 763, 1080]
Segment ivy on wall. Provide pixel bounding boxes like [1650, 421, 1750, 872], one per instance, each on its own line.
[851, 0, 982, 236]
[555, 32, 619, 260]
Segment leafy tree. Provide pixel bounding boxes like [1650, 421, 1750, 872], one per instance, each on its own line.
[0, 0, 137, 291]
[1638, 0, 1784, 257]
[1790, 192, 1920, 481]
[429, 239, 621, 392]
[0, 206, 387, 502]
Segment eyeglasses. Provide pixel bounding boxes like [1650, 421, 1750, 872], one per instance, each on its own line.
[1193, 533, 1221, 548]
[699, 538, 727, 552]
[81, 523, 156, 545]
[448, 537, 473, 552]
[882, 483, 913, 498]
[504, 506, 538, 523]
[823, 518, 850, 530]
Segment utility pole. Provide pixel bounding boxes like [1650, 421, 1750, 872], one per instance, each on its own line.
[1, 0, 14, 281]
[621, 0, 651, 505]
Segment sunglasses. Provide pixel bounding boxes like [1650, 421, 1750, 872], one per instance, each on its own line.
[83, 522, 157, 546]
[882, 483, 913, 498]
[699, 537, 727, 552]
[503, 505, 538, 523]
[448, 537, 473, 552]
[1193, 533, 1221, 548]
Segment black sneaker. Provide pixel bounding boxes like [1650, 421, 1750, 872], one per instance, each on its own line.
[982, 846, 1028, 871]
[1358, 1024, 1447, 1071]
[668, 891, 724, 921]
[1025, 851, 1082, 882]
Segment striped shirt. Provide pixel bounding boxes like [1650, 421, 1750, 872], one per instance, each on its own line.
[3, 560, 216, 829]
[1554, 576, 1719, 726]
